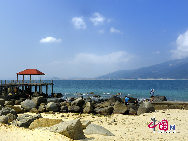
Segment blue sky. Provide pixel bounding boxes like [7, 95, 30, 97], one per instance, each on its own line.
[0, 0, 188, 79]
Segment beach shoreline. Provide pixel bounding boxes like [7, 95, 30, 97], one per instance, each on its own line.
[0, 109, 188, 141]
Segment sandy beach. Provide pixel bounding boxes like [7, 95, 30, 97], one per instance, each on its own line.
[0, 109, 187, 141]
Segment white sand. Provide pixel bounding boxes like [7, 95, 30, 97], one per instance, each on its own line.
[0, 109, 188, 141]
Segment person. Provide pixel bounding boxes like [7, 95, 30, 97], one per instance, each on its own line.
[150, 89, 155, 96]
[125, 96, 129, 105]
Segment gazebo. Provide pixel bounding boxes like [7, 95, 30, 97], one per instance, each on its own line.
[17, 69, 45, 82]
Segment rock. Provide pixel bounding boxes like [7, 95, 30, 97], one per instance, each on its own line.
[30, 108, 39, 113]
[0, 107, 17, 116]
[81, 120, 91, 129]
[47, 98, 62, 103]
[0, 115, 8, 124]
[127, 103, 138, 115]
[71, 98, 85, 107]
[83, 102, 94, 114]
[137, 101, 155, 115]
[60, 106, 68, 113]
[32, 96, 47, 106]
[127, 97, 138, 103]
[0, 107, 17, 123]
[54, 93, 63, 98]
[113, 103, 128, 114]
[152, 96, 167, 102]
[48, 119, 85, 140]
[12, 114, 42, 128]
[5, 105, 23, 114]
[84, 124, 114, 136]
[46, 102, 60, 112]
[4, 101, 14, 106]
[0, 98, 5, 106]
[15, 99, 22, 105]
[68, 105, 81, 113]
[95, 106, 114, 115]
[6, 113, 17, 122]
[29, 118, 62, 129]
[38, 103, 46, 113]
[21, 99, 37, 111]
[108, 96, 122, 103]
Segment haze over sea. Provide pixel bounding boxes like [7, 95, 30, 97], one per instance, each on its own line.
[49, 80, 188, 102]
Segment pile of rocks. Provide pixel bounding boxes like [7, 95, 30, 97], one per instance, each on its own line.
[0, 95, 164, 116]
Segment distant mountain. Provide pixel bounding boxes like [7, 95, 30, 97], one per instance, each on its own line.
[98, 58, 188, 79]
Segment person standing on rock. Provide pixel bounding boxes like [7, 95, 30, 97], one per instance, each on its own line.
[125, 96, 129, 105]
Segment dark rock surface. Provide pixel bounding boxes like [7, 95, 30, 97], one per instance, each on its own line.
[152, 96, 167, 102]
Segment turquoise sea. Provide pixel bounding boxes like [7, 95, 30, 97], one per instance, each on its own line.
[49, 80, 188, 101]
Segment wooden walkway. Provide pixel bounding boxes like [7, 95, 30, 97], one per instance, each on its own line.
[0, 80, 54, 96]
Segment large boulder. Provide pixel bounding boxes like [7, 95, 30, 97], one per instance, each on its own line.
[32, 96, 47, 106]
[152, 96, 167, 102]
[83, 102, 94, 114]
[21, 99, 37, 111]
[4, 100, 14, 106]
[71, 98, 85, 107]
[46, 102, 60, 112]
[68, 105, 81, 113]
[38, 103, 46, 113]
[29, 118, 62, 129]
[47, 98, 63, 103]
[94, 106, 114, 115]
[5, 105, 23, 114]
[137, 101, 155, 115]
[60, 106, 68, 113]
[84, 124, 114, 136]
[0, 107, 17, 123]
[0, 98, 5, 106]
[113, 103, 129, 114]
[81, 120, 91, 129]
[12, 114, 42, 128]
[47, 119, 85, 140]
[127, 103, 138, 115]
[108, 96, 122, 103]
[0, 107, 17, 116]
[0, 115, 8, 124]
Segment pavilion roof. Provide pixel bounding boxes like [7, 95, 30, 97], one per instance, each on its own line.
[17, 69, 45, 75]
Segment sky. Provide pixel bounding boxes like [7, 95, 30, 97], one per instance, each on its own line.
[0, 0, 188, 79]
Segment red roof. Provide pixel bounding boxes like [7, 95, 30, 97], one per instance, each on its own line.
[17, 69, 45, 75]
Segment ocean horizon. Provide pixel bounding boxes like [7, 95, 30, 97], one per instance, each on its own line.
[45, 80, 188, 102]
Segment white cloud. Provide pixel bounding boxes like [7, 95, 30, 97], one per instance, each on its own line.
[171, 30, 188, 59]
[72, 17, 86, 29]
[44, 51, 134, 78]
[110, 27, 121, 33]
[90, 12, 105, 26]
[40, 37, 62, 43]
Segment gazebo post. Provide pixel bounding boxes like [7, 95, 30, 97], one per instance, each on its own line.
[35, 85, 37, 93]
[17, 74, 18, 82]
[51, 80, 54, 97]
[46, 85, 48, 95]
[30, 75, 31, 83]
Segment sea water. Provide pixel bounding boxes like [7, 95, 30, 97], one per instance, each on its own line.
[48, 80, 188, 101]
